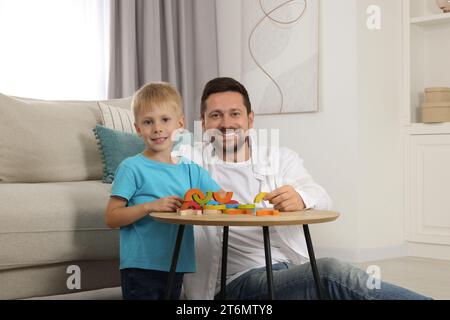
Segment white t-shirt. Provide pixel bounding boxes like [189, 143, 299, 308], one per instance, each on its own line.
[211, 159, 290, 293]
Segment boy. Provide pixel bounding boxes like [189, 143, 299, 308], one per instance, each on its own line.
[105, 82, 221, 300]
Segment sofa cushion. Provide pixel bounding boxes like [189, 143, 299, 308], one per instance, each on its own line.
[0, 181, 119, 270]
[93, 125, 145, 183]
[0, 93, 131, 183]
[0, 260, 120, 300]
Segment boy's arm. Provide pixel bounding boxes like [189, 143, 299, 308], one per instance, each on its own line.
[105, 195, 183, 228]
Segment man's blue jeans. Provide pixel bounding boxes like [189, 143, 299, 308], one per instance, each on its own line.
[216, 258, 432, 300]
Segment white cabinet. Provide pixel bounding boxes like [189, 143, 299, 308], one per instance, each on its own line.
[407, 134, 450, 245]
[403, 0, 450, 250]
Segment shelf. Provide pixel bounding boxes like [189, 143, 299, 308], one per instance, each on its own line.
[404, 122, 450, 135]
[410, 13, 450, 26]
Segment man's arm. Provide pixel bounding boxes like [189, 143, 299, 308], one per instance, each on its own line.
[264, 185, 306, 211]
[265, 147, 332, 211]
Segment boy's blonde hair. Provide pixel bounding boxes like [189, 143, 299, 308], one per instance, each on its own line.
[131, 82, 183, 120]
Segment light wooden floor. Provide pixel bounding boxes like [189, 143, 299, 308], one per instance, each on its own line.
[30, 256, 450, 300]
[355, 256, 450, 300]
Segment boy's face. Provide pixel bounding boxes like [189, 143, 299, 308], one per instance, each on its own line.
[202, 91, 254, 154]
[134, 104, 184, 153]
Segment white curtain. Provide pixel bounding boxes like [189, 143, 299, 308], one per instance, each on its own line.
[0, 0, 109, 100]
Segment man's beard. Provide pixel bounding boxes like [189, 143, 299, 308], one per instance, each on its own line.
[221, 134, 246, 154]
[205, 129, 248, 159]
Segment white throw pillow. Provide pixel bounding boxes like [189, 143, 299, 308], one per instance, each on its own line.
[98, 102, 136, 133]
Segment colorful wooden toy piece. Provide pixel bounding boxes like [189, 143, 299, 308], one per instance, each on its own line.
[203, 204, 227, 210]
[253, 192, 268, 203]
[255, 209, 280, 216]
[238, 204, 256, 215]
[184, 189, 204, 201]
[179, 209, 202, 216]
[202, 210, 222, 215]
[213, 191, 234, 204]
[225, 199, 239, 208]
[223, 209, 251, 215]
[181, 201, 202, 210]
[192, 191, 213, 205]
[238, 204, 256, 209]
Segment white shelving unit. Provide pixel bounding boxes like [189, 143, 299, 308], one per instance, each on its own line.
[402, 0, 450, 257]
[405, 1, 450, 125]
[410, 13, 450, 26]
[407, 122, 450, 135]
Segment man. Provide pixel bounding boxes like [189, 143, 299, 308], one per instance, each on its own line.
[181, 77, 430, 300]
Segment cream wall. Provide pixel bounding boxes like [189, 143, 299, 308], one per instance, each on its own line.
[215, 0, 405, 262]
[355, 0, 404, 257]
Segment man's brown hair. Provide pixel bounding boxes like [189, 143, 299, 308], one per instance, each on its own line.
[200, 77, 252, 118]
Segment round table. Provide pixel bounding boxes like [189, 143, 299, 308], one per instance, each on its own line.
[150, 210, 340, 300]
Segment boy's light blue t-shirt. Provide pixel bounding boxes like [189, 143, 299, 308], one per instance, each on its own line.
[111, 153, 221, 273]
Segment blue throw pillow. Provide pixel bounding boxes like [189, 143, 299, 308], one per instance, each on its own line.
[93, 125, 145, 183]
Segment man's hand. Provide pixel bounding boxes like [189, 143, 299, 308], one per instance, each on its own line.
[264, 185, 305, 212]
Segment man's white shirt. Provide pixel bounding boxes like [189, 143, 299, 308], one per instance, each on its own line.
[177, 141, 333, 300]
[211, 158, 289, 295]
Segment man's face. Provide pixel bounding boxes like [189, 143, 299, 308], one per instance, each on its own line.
[202, 91, 254, 154]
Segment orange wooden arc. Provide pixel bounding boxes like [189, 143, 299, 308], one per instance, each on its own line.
[213, 191, 234, 204]
[184, 189, 204, 202]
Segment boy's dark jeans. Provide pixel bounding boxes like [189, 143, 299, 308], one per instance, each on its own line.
[121, 268, 184, 300]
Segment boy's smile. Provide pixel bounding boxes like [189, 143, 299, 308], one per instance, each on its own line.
[151, 136, 168, 144]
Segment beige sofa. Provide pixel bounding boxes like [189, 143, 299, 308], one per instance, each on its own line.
[0, 93, 132, 299]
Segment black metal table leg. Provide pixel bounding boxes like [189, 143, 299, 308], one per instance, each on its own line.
[165, 224, 185, 300]
[219, 226, 229, 300]
[303, 224, 326, 300]
[263, 226, 274, 300]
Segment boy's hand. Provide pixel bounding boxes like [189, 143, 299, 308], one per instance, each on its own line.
[147, 196, 183, 212]
[264, 185, 305, 212]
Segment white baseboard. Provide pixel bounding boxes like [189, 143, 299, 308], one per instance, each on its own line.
[315, 244, 408, 263]
[316, 242, 450, 263]
[407, 242, 450, 261]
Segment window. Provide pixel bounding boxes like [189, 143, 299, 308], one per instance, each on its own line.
[0, 0, 109, 100]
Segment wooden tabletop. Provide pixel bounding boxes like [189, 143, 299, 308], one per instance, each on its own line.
[149, 210, 340, 227]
